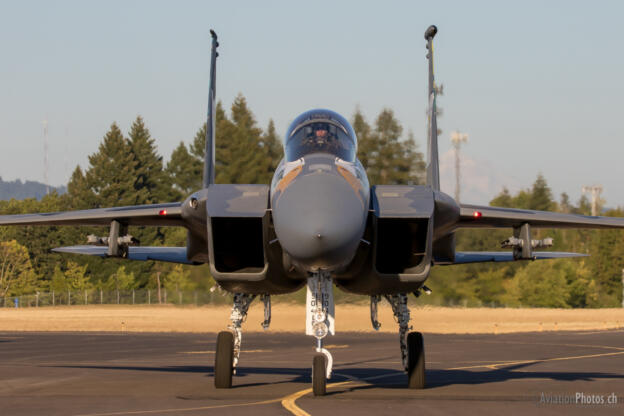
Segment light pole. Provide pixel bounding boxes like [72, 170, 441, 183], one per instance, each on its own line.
[450, 131, 468, 203]
[582, 185, 603, 216]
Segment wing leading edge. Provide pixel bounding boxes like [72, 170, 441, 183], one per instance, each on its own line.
[0, 202, 185, 227]
[458, 204, 624, 230]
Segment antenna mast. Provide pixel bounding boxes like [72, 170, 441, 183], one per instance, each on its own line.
[450, 130, 468, 203]
[43, 117, 49, 195]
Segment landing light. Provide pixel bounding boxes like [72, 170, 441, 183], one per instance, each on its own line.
[473, 211, 482, 219]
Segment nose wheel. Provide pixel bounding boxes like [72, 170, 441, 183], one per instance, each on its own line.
[312, 353, 327, 396]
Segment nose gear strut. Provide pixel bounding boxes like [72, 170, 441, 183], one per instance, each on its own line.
[307, 271, 335, 396]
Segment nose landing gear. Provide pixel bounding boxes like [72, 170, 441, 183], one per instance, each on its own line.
[307, 271, 334, 396]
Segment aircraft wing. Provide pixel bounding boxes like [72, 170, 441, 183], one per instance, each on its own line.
[0, 202, 184, 227]
[458, 204, 624, 230]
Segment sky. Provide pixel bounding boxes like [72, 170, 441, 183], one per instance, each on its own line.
[1, 0, 623, 205]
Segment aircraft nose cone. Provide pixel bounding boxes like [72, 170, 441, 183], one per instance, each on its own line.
[272, 171, 366, 271]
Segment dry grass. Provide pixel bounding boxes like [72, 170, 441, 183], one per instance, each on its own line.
[1, 304, 624, 334]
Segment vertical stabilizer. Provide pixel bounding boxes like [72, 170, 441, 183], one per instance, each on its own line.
[203, 30, 219, 188]
[425, 25, 440, 191]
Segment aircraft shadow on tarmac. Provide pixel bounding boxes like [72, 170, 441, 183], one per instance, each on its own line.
[51, 362, 624, 390]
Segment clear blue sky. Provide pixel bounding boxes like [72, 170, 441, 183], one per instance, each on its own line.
[1, 1, 623, 205]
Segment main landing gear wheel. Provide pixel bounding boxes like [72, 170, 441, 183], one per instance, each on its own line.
[214, 331, 234, 388]
[312, 353, 327, 396]
[407, 331, 425, 389]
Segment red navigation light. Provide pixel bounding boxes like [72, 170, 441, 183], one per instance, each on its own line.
[159, 209, 167, 216]
[473, 211, 482, 219]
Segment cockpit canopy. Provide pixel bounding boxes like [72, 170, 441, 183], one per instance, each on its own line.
[285, 109, 357, 162]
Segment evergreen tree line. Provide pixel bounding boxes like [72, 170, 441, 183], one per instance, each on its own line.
[1, 94, 622, 307]
[428, 175, 624, 308]
[0, 94, 423, 299]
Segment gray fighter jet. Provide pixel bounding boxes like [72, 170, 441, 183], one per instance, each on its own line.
[2, 26, 623, 395]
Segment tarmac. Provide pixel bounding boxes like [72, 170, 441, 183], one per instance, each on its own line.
[1, 329, 623, 415]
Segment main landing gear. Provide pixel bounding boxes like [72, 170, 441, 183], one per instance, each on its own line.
[214, 293, 271, 388]
[213, 288, 424, 392]
[371, 294, 425, 389]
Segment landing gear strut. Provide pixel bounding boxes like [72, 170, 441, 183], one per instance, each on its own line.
[382, 293, 425, 389]
[307, 271, 334, 396]
[214, 293, 260, 388]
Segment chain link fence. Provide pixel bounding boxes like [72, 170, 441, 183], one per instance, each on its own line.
[2, 289, 491, 308]
[1, 288, 234, 308]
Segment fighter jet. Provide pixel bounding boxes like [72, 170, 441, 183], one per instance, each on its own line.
[2, 26, 624, 396]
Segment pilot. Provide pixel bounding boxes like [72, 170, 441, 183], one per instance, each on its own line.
[315, 127, 328, 139]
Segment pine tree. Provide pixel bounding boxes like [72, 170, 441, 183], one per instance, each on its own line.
[490, 187, 514, 207]
[221, 94, 267, 184]
[127, 116, 170, 203]
[355, 108, 425, 185]
[260, 119, 283, 174]
[183, 96, 281, 186]
[166, 141, 202, 195]
[66, 166, 97, 209]
[528, 174, 554, 211]
[353, 109, 374, 176]
[84, 123, 138, 207]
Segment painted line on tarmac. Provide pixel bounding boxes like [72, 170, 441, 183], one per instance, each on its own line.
[472, 339, 624, 351]
[178, 349, 271, 354]
[446, 350, 624, 370]
[281, 382, 352, 416]
[280, 372, 402, 416]
[73, 398, 282, 416]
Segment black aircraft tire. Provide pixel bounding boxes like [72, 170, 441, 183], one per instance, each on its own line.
[214, 331, 234, 388]
[312, 354, 327, 396]
[407, 331, 426, 389]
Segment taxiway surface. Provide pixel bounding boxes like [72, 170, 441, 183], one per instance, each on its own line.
[1, 329, 623, 415]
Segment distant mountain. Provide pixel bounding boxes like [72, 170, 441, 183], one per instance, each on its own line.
[0, 177, 66, 200]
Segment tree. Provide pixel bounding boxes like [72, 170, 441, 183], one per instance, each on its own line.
[65, 260, 91, 291]
[219, 94, 268, 184]
[166, 141, 202, 196]
[0, 240, 39, 297]
[260, 119, 283, 175]
[49, 265, 69, 293]
[505, 260, 571, 308]
[83, 123, 138, 207]
[528, 174, 554, 211]
[66, 166, 97, 209]
[559, 192, 572, 213]
[127, 116, 171, 203]
[189, 95, 275, 185]
[354, 108, 425, 185]
[164, 264, 195, 293]
[104, 266, 136, 291]
[490, 187, 513, 208]
[352, 108, 374, 173]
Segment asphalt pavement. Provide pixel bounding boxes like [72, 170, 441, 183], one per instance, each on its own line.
[1, 329, 623, 415]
